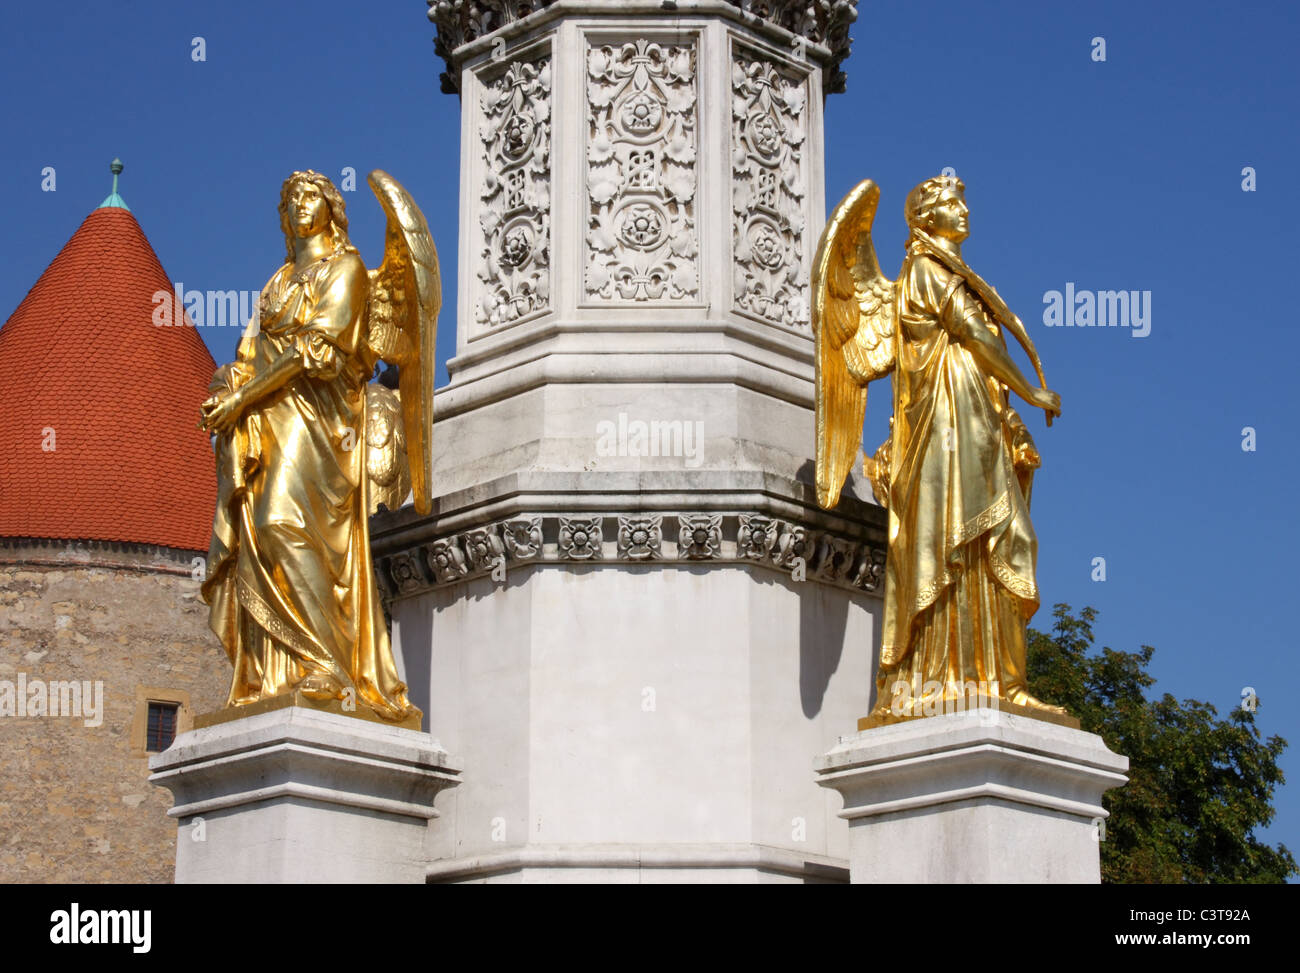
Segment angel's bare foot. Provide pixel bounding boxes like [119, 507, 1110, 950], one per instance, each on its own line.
[297, 673, 343, 701]
[1007, 689, 1067, 716]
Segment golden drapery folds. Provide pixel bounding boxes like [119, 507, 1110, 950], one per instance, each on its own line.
[814, 176, 1066, 722]
[881, 245, 1040, 711]
[199, 170, 437, 726]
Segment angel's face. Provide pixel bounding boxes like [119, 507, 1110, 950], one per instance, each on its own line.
[929, 191, 970, 243]
[288, 181, 331, 239]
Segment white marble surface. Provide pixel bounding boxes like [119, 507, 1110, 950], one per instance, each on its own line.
[815, 710, 1130, 883]
[429, 12, 831, 500]
[394, 561, 878, 882]
[148, 706, 460, 884]
[369, 4, 878, 885]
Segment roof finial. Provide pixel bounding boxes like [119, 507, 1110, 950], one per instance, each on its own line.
[99, 158, 131, 212]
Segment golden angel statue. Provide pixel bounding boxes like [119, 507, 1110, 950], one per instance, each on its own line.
[814, 175, 1066, 722]
[198, 169, 438, 725]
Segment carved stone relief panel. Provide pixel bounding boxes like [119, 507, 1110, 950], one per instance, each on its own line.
[476, 52, 552, 329]
[731, 48, 809, 328]
[585, 37, 699, 303]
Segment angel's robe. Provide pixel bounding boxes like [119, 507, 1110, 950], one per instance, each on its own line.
[201, 248, 416, 721]
[878, 244, 1040, 708]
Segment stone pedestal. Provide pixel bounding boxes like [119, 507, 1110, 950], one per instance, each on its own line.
[148, 706, 460, 884]
[815, 710, 1129, 883]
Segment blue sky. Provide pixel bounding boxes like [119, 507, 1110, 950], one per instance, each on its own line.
[3, 1, 1297, 867]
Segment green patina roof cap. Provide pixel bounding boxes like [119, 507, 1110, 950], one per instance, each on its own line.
[98, 158, 130, 211]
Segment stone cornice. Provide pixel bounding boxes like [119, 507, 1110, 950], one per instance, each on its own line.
[427, 0, 859, 94]
[369, 470, 887, 602]
[435, 348, 816, 421]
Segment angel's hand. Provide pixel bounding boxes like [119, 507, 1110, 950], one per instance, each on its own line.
[1029, 387, 1061, 419]
[200, 388, 246, 434]
[198, 390, 227, 430]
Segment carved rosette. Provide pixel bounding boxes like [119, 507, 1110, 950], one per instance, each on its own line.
[464, 526, 506, 571]
[849, 544, 886, 592]
[677, 514, 722, 560]
[736, 514, 777, 560]
[387, 551, 426, 596]
[376, 513, 885, 602]
[731, 52, 809, 329]
[585, 38, 699, 303]
[772, 521, 809, 569]
[617, 515, 663, 560]
[426, 537, 470, 583]
[502, 517, 543, 559]
[810, 533, 854, 583]
[477, 56, 552, 329]
[558, 516, 603, 560]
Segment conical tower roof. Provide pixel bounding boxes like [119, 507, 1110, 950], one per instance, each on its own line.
[0, 163, 217, 552]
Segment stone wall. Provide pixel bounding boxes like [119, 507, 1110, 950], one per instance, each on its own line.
[0, 551, 228, 883]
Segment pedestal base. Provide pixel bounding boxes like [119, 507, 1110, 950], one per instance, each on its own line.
[149, 706, 460, 884]
[815, 710, 1128, 883]
[425, 843, 848, 884]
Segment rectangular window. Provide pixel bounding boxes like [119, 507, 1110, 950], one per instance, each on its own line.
[145, 701, 179, 752]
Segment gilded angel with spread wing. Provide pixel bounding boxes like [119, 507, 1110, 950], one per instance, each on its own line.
[814, 176, 1065, 721]
[198, 170, 439, 725]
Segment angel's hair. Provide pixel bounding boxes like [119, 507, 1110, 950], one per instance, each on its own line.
[278, 170, 360, 264]
[904, 175, 965, 238]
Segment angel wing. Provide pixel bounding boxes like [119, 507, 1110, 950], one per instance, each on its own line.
[364, 169, 441, 516]
[364, 381, 411, 515]
[813, 178, 897, 510]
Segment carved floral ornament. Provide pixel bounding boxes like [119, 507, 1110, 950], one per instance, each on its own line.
[731, 53, 809, 329]
[427, 1, 860, 94]
[477, 56, 552, 329]
[376, 513, 886, 601]
[585, 38, 699, 303]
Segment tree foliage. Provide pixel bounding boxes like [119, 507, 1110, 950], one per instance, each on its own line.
[1026, 603, 1295, 884]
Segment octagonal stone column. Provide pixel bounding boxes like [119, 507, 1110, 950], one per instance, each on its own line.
[379, 0, 874, 882]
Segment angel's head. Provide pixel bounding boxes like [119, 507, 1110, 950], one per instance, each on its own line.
[278, 171, 357, 262]
[905, 175, 969, 245]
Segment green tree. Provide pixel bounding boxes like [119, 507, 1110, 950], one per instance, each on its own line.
[1027, 603, 1295, 884]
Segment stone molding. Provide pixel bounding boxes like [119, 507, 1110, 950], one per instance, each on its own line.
[149, 707, 461, 884]
[429, 0, 858, 94]
[437, 340, 817, 419]
[149, 707, 460, 822]
[374, 507, 886, 603]
[817, 714, 1130, 822]
[815, 711, 1130, 883]
[425, 841, 848, 882]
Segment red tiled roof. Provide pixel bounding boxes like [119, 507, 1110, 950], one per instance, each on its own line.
[0, 207, 217, 551]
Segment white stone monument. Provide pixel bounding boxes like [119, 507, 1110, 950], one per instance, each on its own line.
[149, 701, 461, 884]
[368, 0, 880, 882]
[815, 708, 1129, 883]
